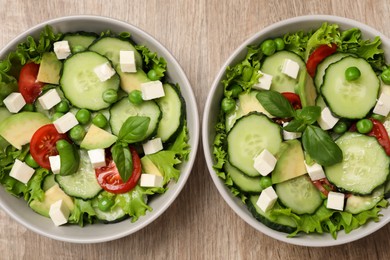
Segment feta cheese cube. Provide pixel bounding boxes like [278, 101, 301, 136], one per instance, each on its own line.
[94, 62, 116, 82]
[304, 161, 326, 181]
[53, 41, 71, 60]
[9, 159, 35, 184]
[49, 199, 70, 226]
[373, 92, 390, 116]
[87, 149, 106, 168]
[53, 112, 78, 133]
[38, 89, 61, 110]
[317, 107, 339, 130]
[281, 59, 300, 79]
[120, 50, 137, 73]
[256, 186, 278, 212]
[253, 149, 277, 176]
[326, 191, 345, 211]
[49, 155, 61, 174]
[141, 81, 165, 100]
[140, 173, 164, 187]
[3, 92, 26, 113]
[253, 71, 273, 90]
[282, 122, 302, 140]
[143, 138, 163, 155]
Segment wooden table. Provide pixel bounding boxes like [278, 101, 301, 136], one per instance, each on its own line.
[1, 0, 390, 259]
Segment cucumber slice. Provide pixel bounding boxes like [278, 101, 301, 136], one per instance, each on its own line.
[275, 175, 323, 214]
[91, 191, 128, 223]
[60, 51, 120, 111]
[224, 162, 262, 193]
[321, 56, 380, 119]
[247, 195, 297, 233]
[63, 32, 98, 50]
[324, 132, 390, 195]
[227, 113, 282, 177]
[55, 149, 102, 200]
[345, 186, 384, 214]
[109, 97, 161, 138]
[261, 50, 305, 93]
[314, 52, 350, 92]
[156, 84, 184, 143]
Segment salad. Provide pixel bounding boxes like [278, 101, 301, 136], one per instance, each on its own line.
[0, 26, 190, 226]
[213, 22, 390, 238]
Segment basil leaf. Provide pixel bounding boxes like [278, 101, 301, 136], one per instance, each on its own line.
[296, 106, 321, 125]
[302, 125, 343, 166]
[283, 119, 307, 132]
[118, 116, 150, 143]
[256, 90, 295, 118]
[111, 142, 133, 182]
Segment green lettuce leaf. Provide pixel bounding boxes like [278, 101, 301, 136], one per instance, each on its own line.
[304, 23, 341, 60]
[146, 150, 181, 184]
[135, 45, 167, 79]
[26, 168, 50, 203]
[169, 122, 190, 161]
[68, 198, 97, 226]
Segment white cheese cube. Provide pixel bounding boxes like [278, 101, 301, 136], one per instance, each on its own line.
[53, 112, 78, 133]
[317, 107, 339, 130]
[94, 62, 116, 82]
[304, 161, 326, 181]
[49, 155, 61, 174]
[38, 89, 61, 110]
[88, 149, 106, 168]
[141, 81, 165, 100]
[373, 92, 390, 116]
[120, 50, 137, 73]
[326, 191, 345, 211]
[53, 41, 71, 60]
[140, 173, 164, 187]
[282, 122, 302, 140]
[281, 59, 300, 79]
[9, 159, 35, 184]
[3, 92, 26, 113]
[256, 186, 278, 212]
[49, 199, 70, 226]
[253, 71, 273, 90]
[142, 138, 163, 155]
[253, 149, 277, 176]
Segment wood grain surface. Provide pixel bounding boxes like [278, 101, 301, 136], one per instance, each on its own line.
[1, 0, 390, 259]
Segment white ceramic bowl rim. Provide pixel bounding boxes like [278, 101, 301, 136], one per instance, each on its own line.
[0, 15, 199, 243]
[203, 14, 390, 247]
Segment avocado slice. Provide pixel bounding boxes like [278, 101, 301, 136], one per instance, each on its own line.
[117, 66, 150, 93]
[272, 139, 307, 184]
[37, 52, 62, 84]
[141, 156, 163, 176]
[296, 70, 317, 107]
[80, 124, 118, 150]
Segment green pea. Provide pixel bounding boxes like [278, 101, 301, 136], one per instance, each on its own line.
[261, 39, 276, 56]
[345, 66, 361, 81]
[242, 66, 253, 82]
[333, 121, 348, 134]
[102, 89, 118, 104]
[381, 68, 390, 85]
[69, 125, 86, 142]
[356, 119, 373, 134]
[25, 153, 39, 168]
[128, 90, 143, 105]
[229, 84, 243, 98]
[92, 113, 108, 128]
[76, 109, 91, 125]
[221, 97, 235, 113]
[52, 112, 64, 121]
[260, 176, 272, 189]
[55, 101, 70, 113]
[98, 196, 115, 212]
[274, 38, 285, 51]
[371, 113, 386, 122]
[147, 69, 160, 81]
[72, 45, 86, 53]
[22, 103, 35, 112]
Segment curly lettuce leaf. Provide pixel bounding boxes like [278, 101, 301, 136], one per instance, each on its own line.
[68, 198, 97, 226]
[146, 150, 181, 184]
[169, 122, 190, 161]
[304, 23, 341, 60]
[26, 168, 50, 203]
[135, 45, 167, 79]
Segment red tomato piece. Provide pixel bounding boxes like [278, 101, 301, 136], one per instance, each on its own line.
[95, 147, 142, 194]
[18, 62, 44, 104]
[281, 92, 302, 110]
[30, 124, 68, 169]
[306, 43, 337, 78]
[367, 119, 390, 156]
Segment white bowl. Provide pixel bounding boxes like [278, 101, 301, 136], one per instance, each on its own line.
[203, 15, 390, 247]
[0, 15, 199, 243]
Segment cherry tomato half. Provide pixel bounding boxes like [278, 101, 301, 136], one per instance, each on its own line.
[18, 62, 44, 104]
[29, 124, 68, 169]
[306, 43, 337, 78]
[95, 147, 142, 194]
[367, 118, 390, 156]
[281, 92, 302, 110]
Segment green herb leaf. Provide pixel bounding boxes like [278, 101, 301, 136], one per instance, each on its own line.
[302, 125, 342, 166]
[118, 116, 150, 143]
[111, 142, 133, 182]
[283, 119, 307, 132]
[256, 90, 295, 118]
[295, 106, 321, 125]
